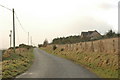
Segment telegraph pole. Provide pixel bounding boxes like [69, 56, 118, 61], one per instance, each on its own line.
[28, 32, 29, 45]
[13, 8, 15, 53]
[9, 30, 12, 48]
[30, 36, 32, 46]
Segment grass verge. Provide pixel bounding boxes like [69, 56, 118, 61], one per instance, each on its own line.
[40, 47, 119, 78]
[2, 48, 34, 78]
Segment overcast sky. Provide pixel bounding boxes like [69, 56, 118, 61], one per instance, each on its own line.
[0, 0, 119, 49]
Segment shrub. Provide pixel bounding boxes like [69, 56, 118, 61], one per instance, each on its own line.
[53, 45, 57, 50]
[38, 44, 42, 48]
[61, 48, 64, 51]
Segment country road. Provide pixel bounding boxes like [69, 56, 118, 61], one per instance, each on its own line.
[16, 48, 99, 78]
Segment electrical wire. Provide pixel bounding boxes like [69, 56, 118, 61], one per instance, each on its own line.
[15, 12, 28, 33]
[0, 4, 31, 46]
[0, 4, 28, 34]
[16, 25, 20, 45]
[0, 4, 12, 11]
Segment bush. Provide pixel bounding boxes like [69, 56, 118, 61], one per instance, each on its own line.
[53, 45, 57, 50]
[19, 44, 33, 49]
[38, 44, 42, 48]
[61, 48, 64, 51]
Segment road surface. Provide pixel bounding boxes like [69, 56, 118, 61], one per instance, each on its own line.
[16, 48, 99, 78]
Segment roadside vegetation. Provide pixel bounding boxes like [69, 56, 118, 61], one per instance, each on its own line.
[41, 46, 118, 78]
[39, 29, 119, 78]
[2, 44, 34, 78]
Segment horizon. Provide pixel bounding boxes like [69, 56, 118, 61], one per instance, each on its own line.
[0, 29, 118, 50]
[0, 0, 119, 49]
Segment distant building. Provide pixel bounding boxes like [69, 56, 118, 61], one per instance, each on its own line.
[81, 30, 102, 40]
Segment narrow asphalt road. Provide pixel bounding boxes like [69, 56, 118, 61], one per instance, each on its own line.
[16, 48, 99, 78]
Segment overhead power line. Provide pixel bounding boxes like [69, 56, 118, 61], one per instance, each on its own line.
[14, 12, 31, 46]
[15, 12, 28, 33]
[0, 4, 31, 47]
[0, 4, 12, 11]
[0, 4, 28, 34]
[16, 25, 20, 44]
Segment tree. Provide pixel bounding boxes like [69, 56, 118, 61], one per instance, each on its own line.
[19, 43, 33, 49]
[43, 39, 48, 47]
[106, 30, 115, 38]
[38, 44, 42, 48]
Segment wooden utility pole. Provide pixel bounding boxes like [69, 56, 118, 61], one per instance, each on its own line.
[9, 30, 12, 48]
[30, 36, 32, 46]
[28, 32, 29, 45]
[13, 8, 15, 53]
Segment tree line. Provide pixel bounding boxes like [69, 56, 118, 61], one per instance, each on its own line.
[51, 30, 120, 44]
[38, 29, 120, 47]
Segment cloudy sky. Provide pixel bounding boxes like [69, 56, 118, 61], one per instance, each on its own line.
[0, 0, 119, 49]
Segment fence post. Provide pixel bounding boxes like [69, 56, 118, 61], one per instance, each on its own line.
[91, 41, 94, 52]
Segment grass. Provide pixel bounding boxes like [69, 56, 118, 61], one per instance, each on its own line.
[40, 46, 119, 78]
[2, 48, 34, 78]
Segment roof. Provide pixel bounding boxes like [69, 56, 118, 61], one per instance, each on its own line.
[81, 30, 101, 38]
[81, 32, 88, 36]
